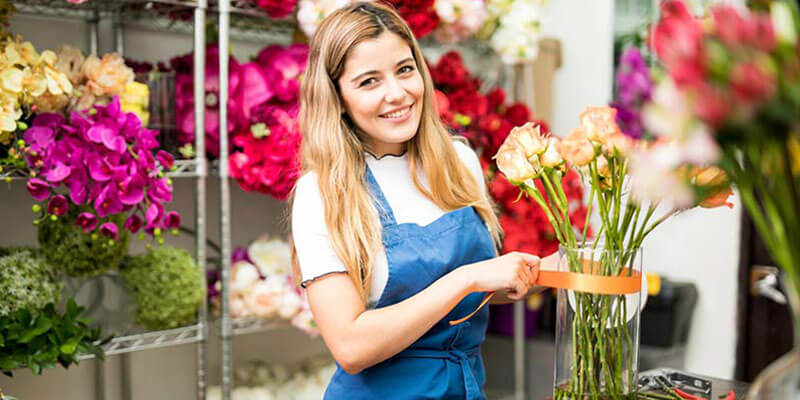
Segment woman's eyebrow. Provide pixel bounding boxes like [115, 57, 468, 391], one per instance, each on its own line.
[350, 57, 414, 83]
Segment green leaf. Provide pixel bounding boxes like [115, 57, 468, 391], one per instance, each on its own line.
[29, 361, 41, 375]
[59, 337, 80, 355]
[0, 356, 17, 371]
[0, 332, 4, 347]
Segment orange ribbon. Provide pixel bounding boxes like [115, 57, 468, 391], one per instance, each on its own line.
[449, 263, 642, 326]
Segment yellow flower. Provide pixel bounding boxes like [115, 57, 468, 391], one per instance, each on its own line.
[1, 67, 23, 93]
[0, 100, 21, 134]
[121, 81, 151, 125]
[83, 53, 134, 96]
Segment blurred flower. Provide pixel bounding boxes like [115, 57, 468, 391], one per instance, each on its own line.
[82, 53, 134, 97]
[297, 0, 351, 38]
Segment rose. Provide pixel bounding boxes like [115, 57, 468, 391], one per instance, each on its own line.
[580, 106, 622, 143]
[231, 261, 261, 293]
[245, 278, 282, 319]
[540, 137, 564, 168]
[494, 143, 537, 183]
[507, 122, 547, 158]
[247, 238, 291, 277]
[692, 166, 734, 209]
[82, 53, 134, 97]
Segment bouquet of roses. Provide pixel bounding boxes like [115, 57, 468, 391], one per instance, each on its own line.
[494, 104, 732, 398]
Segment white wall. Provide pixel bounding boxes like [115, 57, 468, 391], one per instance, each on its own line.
[0, 3, 743, 398]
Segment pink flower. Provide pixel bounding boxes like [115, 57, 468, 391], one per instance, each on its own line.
[145, 202, 164, 229]
[711, 5, 746, 47]
[118, 175, 145, 205]
[94, 183, 124, 217]
[255, 0, 297, 19]
[46, 195, 69, 216]
[44, 161, 71, 183]
[99, 222, 119, 240]
[651, 6, 703, 67]
[730, 62, 775, 104]
[76, 212, 98, 233]
[693, 84, 731, 127]
[165, 211, 181, 229]
[124, 214, 143, 233]
[155, 150, 174, 170]
[26, 178, 51, 201]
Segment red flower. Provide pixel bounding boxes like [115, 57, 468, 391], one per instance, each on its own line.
[431, 52, 470, 90]
[749, 14, 776, 51]
[486, 88, 506, 112]
[651, 12, 703, 67]
[448, 88, 488, 120]
[711, 5, 746, 47]
[504, 103, 531, 127]
[405, 10, 440, 38]
[669, 58, 706, 90]
[660, 0, 692, 20]
[694, 83, 731, 127]
[434, 89, 453, 124]
[731, 62, 776, 104]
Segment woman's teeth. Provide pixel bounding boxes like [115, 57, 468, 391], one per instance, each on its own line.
[381, 105, 411, 119]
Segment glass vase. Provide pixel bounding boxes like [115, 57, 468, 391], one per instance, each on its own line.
[747, 273, 800, 399]
[554, 243, 643, 400]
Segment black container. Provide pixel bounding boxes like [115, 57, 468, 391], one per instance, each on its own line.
[640, 279, 699, 347]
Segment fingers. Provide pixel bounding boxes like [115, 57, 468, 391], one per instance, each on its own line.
[508, 278, 528, 300]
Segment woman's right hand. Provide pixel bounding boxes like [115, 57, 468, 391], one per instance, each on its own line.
[460, 252, 540, 300]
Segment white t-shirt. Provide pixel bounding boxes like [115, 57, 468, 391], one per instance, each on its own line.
[291, 141, 486, 307]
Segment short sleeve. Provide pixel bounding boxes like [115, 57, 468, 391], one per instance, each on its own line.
[291, 172, 348, 285]
[453, 140, 488, 197]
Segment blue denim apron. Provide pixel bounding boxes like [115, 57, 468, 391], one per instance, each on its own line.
[324, 166, 496, 400]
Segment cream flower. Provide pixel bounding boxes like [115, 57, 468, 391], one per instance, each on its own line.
[231, 261, 261, 293]
[54, 45, 86, 85]
[557, 126, 595, 166]
[580, 106, 622, 143]
[245, 278, 284, 319]
[82, 53, 134, 96]
[508, 122, 547, 157]
[248, 238, 292, 277]
[495, 142, 538, 183]
[540, 137, 564, 168]
[277, 290, 303, 319]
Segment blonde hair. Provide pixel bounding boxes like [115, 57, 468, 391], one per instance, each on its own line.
[290, 1, 501, 301]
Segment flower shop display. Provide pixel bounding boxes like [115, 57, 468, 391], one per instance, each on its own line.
[37, 210, 130, 277]
[208, 355, 336, 400]
[120, 246, 205, 330]
[0, 248, 104, 376]
[630, 1, 800, 397]
[493, 105, 732, 398]
[0, 248, 61, 317]
[209, 237, 319, 337]
[24, 97, 178, 245]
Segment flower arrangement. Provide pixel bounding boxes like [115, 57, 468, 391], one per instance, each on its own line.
[208, 356, 336, 400]
[481, 0, 544, 63]
[429, 51, 589, 256]
[23, 97, 179, 245]
[630, 2, 800, 393]
[431, 0, 489, 43]
[387, 0, 440, 38]
[120, 246, 205, 330]
[494, 105, 732, 398]
[0, 247, 61, 316]
[210, 237, 319, 337]
[172, 43, 306, 199]
[37, 209, 130, 277]
[297, 0, 352, 38]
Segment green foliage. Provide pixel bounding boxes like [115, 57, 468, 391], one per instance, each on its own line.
[0, 298, 105, 377]
[120, 246, 205, 330]
[37, 212, 130, 277]
[0, 248, 62, 317]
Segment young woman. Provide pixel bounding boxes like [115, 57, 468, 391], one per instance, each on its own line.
[291, 2, 555, 398]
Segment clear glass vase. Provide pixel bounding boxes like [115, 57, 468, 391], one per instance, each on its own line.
[747, 274, 800, 399]
[553, 243, 643, 400]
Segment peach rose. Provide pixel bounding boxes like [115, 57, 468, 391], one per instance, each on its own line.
[507, 122, 548, 157]
[495, 142, 538, 183]
[602, 132, 633, 157]
[82, 53, 133, 96]
[231, 261, 260, 293]
[580, 106, 622, 143]
[557, 126, 595, 166]
[540, 137, 564, 168]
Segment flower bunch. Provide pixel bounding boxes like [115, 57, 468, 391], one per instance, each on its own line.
[229, 44, 307, 199]
[482, 0, 544, 63]
[0, 37, 72, 145]
[23, 97, 180, 243]
[431, 0, 489, 43]
[297, 0, 352, 38]
[216, 237, 318, 336]
[208, 356, 336, 400]
[251, 0, 298, 19]
[429, 50, 588, 256]
[494, 106, 732, 399]
[386, 0, 440, 38]
[632, 0, 800, 315]
[610, 47, 653, 139]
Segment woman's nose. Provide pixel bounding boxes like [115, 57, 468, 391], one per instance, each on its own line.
[383, 77, 405, 103]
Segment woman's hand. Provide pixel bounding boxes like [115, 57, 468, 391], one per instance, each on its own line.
[460, 252, 540, 300]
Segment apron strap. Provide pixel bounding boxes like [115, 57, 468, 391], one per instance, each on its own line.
[396, 347, 482, 400]
[365, 165, 397, 227]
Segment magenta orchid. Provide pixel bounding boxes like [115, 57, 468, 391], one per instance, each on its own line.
[24, 96, 180, 242]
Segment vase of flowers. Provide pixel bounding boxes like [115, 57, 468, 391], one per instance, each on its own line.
[631, 1, 800, 397]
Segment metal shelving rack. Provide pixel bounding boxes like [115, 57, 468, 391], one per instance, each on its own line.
[6, 1, 210, 399]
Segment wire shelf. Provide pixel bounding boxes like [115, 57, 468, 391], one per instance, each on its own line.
[77, 323, 204, 359]
[0, 158, 203, 182]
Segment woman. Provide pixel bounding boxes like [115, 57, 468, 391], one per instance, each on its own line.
[291, 2, 556, 398]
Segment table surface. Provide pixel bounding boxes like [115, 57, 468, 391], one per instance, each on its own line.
[641, 368, 751, 399]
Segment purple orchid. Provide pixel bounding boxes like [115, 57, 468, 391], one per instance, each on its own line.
[614, 47, 654, 139]
[99, 222, 119, 240]
[76, 212, 98, 233]
[155, 150, 175, 170]
[46, 195, 69, 216]
[145, 202, 165, 229]
[94, 182, 124, 218]
[124, 214, 143, 233]
[26, 178, 51, 201]
[165, 211, 181, 229]
[118, 175, 146, 205]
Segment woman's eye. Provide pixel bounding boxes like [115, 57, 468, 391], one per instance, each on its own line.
[398, 65, 414, 74]
[360, 77, 377, 87]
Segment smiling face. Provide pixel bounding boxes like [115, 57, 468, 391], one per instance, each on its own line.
[338, 31, 425, 157]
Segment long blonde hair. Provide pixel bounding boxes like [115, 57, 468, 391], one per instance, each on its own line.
[291, 1, 501, 301]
